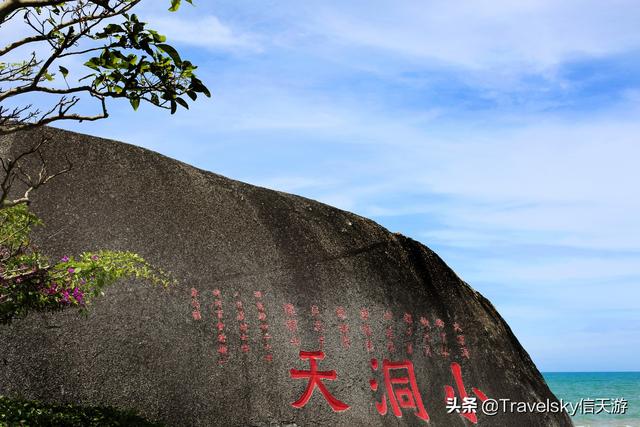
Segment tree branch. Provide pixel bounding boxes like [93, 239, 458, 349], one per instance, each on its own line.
[0, 135, 72, 208]
[0, 0, 65, 22]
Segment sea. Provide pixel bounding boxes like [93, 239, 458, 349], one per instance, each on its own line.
[543, 372, 640, 427]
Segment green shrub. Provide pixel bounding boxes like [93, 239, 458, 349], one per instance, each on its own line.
[0, 396, 164, 426]
[0, 204, 173, 324]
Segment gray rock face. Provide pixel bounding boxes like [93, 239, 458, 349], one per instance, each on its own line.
[0, 128, 571, 426]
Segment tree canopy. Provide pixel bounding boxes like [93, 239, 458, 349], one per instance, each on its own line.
[0, 0, 210, 135]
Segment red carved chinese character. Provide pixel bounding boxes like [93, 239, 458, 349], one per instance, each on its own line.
[370, 358, 429, 422]
[444, 362, 488, 424]
[440, 331, 450, 357]
[290, 351, 350, 412]
[311, 305, 320, 316]
[403, 312, 415, 354]
[286, 319, 299, 332]
[254, 293, 272, 362]
[385, 326, 395, 340]
[190, 288, 202, 320]
[435, 318, 445, 328]
[366, 340, 374, 353]
[283, 303, 296, 317]
[387, 342, 396, 353]
[360, 308, 370, 320]
[453, 322, 463, 333]
[406, 342, 413, 355]
[334, 307, 350, 349]
[361, 324, 372, 337]
[341, 335, 351, 349]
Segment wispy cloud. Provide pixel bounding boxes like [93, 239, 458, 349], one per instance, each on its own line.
[312, 0, 640, 72]
[142, 14, 261, 52]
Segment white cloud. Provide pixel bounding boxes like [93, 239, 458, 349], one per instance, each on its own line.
[312, 0, 640, 73]
[144, 15, 260, 52]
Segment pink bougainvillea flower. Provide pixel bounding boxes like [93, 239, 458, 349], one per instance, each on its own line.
[61, 256, 70, 262]
[72, 288, 84, 305]
[47, 283, 58, 295]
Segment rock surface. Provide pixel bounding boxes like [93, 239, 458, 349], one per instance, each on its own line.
[0, 128, 571, 426]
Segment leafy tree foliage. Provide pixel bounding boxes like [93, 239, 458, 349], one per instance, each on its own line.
[0, 0, 209, 134]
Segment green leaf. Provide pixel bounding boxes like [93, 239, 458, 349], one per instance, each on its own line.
[175, 97, 189, 109]
[156, 43, 182, 65]
[84, 58, 100, 71]
[148, 30, 167, 43]
[168, 0, 181, 12]
[58, 66, 69, 78]
[130, 97, 140, 111]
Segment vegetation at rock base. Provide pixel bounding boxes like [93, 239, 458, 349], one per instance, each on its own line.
[0, 395, 164, 426]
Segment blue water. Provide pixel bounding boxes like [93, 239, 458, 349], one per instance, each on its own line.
[543, 372, 640, 427]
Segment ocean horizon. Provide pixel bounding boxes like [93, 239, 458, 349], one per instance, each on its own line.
[543, 372, 640, 427]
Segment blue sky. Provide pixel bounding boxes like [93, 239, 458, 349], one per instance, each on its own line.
[5, 0, 640, 371]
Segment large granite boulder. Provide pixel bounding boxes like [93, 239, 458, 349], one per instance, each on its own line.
[0, 128, 571, 426]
